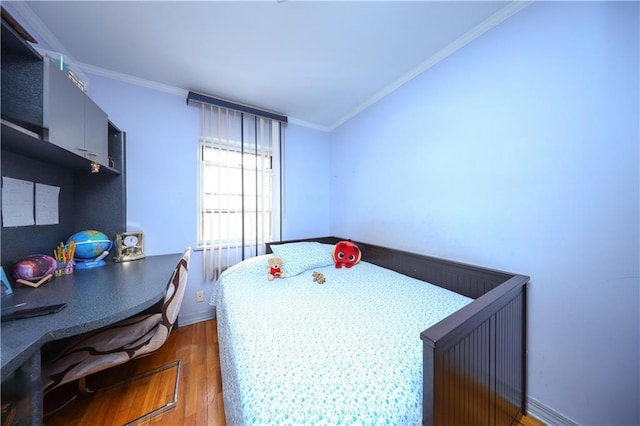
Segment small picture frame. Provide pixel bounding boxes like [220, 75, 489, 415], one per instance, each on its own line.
[113, 231, 145, 262]
[1, 266, 13, 295]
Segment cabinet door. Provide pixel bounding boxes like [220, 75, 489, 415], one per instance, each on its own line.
[84, 96, 108, 166]
[44, 61, 85, 154]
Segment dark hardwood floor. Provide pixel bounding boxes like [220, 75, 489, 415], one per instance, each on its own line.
[44, 319, 224, 425]
[43, 319, 543, 426]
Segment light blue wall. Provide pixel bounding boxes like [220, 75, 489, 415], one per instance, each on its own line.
[82, 77, 209, 323]
[329, 2, 639, 425]
[85, 76, 331, 324]
[282, 124, 331, 239]
[5, 1, 638, 422]
[87, 77, 199, 255]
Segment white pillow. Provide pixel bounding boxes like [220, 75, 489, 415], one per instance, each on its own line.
[269, 242, 335, 277]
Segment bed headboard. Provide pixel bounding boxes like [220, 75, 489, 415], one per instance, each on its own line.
[266, 236, 513, 299]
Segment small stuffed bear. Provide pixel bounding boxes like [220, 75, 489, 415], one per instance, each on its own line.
[268, 257, 284, 281]
[312, 271, 326, 284]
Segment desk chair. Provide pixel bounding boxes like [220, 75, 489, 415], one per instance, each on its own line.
[43, 247, 191, 424]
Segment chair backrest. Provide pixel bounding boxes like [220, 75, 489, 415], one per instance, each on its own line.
[163, 247, 191, 331]
[133, 247, 191, 358]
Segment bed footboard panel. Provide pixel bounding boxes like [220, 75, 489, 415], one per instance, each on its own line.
[423, 280, 527, 426]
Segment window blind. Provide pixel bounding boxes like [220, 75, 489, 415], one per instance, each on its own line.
[192, 95, 283, 281]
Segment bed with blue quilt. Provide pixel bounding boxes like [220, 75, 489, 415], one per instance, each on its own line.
[211, 237, 529, 425]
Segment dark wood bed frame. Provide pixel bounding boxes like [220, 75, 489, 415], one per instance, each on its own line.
[267, 237, 529, 426]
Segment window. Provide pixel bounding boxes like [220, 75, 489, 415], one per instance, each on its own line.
[198, 140, 274, 246]
[196, 104, 282, 280]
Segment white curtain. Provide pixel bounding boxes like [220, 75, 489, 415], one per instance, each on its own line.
[197, 103, 282, 281]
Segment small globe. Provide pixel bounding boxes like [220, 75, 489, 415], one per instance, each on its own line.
[67, 230, 112, 260]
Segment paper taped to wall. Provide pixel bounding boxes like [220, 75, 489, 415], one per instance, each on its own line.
[2, 177, 35, 227]
[35, 183, 60, 225]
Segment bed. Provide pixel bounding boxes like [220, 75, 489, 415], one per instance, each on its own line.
[211, 237, 529, 425]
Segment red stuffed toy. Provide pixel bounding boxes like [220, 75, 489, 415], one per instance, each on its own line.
[268, 257, 284, 280]
[333, 241, 361, 268]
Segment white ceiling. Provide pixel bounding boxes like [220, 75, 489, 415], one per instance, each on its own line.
[9, 1, 527, 131]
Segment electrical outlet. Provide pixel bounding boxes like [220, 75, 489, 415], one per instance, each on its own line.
[196, 290, 204, 303]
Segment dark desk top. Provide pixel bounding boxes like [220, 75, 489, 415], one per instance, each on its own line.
[1, 253, 181, 381]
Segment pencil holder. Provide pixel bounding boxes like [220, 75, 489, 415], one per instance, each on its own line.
[54, 261, 74, 276]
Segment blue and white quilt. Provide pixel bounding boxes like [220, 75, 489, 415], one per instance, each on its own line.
[212, 253, 472, 425]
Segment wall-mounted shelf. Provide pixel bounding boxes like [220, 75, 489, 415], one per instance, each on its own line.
[1, 119, 121, 175]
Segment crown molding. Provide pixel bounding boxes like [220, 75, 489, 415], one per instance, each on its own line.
[9, 1, 89, 86]
[328, 1, 533, 131]
[78, 62, 188, 97]
[11, 0, 531, 134]
[287, 117, 330, 132]
[80, 63, 328, 131]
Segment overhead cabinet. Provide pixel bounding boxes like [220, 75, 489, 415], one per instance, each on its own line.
[44, 60, 108, 166]
[1, 19, 110, 170]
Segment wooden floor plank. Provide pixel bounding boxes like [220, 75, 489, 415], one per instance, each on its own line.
[44, 320, 224, 426]
[44, 319, 541, 426]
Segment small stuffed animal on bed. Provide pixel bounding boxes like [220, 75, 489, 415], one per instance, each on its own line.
[267, 257, 284, 281]
[333, 240, 361, 268]
[312, 271, 326, 284]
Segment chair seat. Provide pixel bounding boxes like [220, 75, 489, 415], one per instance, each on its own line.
[43, 247, 191, 398]
[44, 313, 162, 392]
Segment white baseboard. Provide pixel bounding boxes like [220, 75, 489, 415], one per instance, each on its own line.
[177, 310, 216, 327]
[528, 396, 579, 426]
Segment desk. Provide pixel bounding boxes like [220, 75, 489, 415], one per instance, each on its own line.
[0, 253, 181, 425]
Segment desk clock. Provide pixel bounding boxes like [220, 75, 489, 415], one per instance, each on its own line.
[114, 231, 145, 262]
